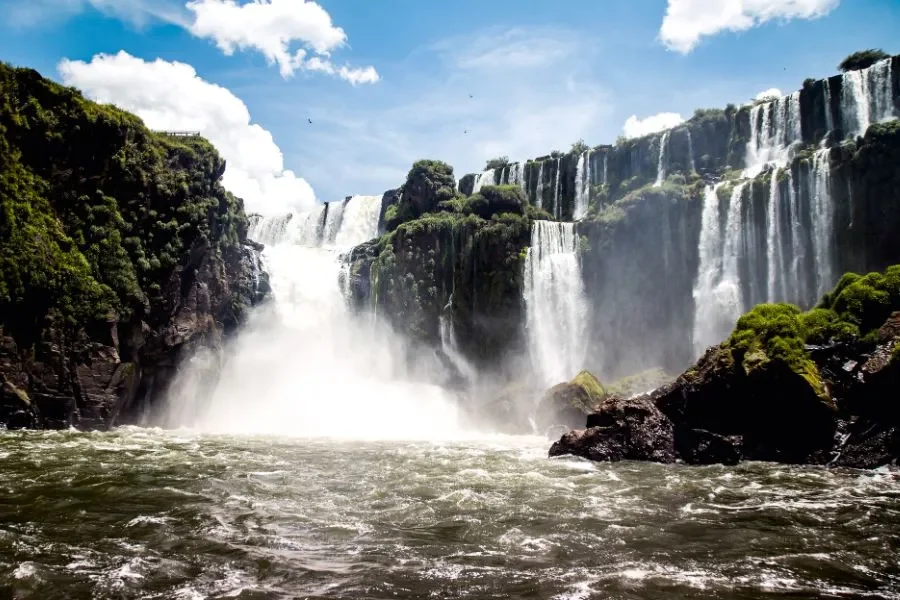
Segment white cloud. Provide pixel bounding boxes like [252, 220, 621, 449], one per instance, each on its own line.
[659, 0, 840, 53]
[58, 51, 315, 215]
[754, 87, 783, 100]
[622, 112, 685, 139]
[287, 27, 614, 199]
[186, 0, 379, 83]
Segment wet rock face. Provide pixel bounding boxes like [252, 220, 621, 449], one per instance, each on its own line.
[0, 242, 266, 430]
[549, 395, 675, 463]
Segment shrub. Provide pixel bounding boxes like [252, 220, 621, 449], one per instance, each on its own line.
[838, 49, 890, 72]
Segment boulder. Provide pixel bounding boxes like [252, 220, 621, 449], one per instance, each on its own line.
[676, 428, 743, 466]
[535, 370, 607, 433]
[549, 394, 675, 463]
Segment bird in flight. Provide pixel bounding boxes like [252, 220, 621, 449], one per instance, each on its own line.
[308, 118, 313, 124]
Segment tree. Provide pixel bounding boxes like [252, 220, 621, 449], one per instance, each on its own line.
[570, 139, 589, 155]
[838, 49, 890, 73]
[484, 156, 509, 170]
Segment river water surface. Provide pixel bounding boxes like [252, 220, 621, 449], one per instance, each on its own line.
[1, 428, 898, 599]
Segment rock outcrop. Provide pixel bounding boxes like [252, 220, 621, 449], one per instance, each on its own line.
[549, 395, 675, 463]
[0, 63, 266, 430]
[550, 266, 900, 469]
[534, 370, 607, 433]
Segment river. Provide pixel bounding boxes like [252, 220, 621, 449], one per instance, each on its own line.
[1, 428, 898, 599]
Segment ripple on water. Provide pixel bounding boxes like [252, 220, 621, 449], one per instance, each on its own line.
[0, 428, 899, 599]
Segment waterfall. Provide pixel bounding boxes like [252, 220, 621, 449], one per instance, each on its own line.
[810, 149, 835, 298]
[505, 163, 527, 197]
[535, 162, 545, 211]
[334, 195, 382, 247]
[523, 221, 588, 387]
[159, 195, 465, 438]
[602, 153, 608, 186]
[552, 158, 561, 219]
[691, 183, 747, 354]
[841, 58, 895, 138]
[686, 129, 697, 173]
[439, 298, 476, 385]
[574, 151, 590, 220]
[745, 92, 801, 176]
[766, 170, 787, 302]
[654, 131, 670, 187]
[823, 78, 835, 134]
[472, 169, 495, 194]
[321, 200, 345, 245]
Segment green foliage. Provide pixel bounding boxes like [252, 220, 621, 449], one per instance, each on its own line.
[838, 49, 890, 72]
[0, 62, 249, 338]
[803, 77, 817, 89]
[570, 139, 589, 155]
[484, 156, 510, 171]
[726, 265, 900, 378]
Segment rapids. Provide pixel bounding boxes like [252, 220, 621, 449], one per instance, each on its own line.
[1, 429, 899, 599]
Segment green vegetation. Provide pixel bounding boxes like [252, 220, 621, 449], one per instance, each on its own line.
[0, 63, 248, 340]
[838, 49, 890, 72]
[725, 265, 900, 384]
[570, 139, 589, 155]
[484, 156, 510, 171]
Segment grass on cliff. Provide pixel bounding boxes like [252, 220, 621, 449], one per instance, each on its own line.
[0, 62, 248, 338]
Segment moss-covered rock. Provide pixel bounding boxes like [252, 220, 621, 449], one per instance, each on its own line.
[535, 370, 608, 432]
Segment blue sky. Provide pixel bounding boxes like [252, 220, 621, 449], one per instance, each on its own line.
[1, 0, 898, 213]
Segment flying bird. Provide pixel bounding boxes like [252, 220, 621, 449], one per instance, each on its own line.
[308, 118, 313, 124]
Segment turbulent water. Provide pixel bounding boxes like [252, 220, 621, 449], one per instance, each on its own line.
[523, 221, 588, 387]
[159, 194, 467, 439]
[2, 429, 899, 600]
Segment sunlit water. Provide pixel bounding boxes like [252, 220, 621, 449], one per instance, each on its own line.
[1, 429, 899, 599]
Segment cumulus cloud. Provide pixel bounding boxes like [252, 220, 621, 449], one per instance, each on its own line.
[659, 0, 840, 53]
[186, 0, 379, 83]
[58, 51, 315, 215]
[622, 112, 685, 139]
[754, 87, 783, 101]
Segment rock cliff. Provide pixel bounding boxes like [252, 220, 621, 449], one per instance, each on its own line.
[0, 64, 267, 429]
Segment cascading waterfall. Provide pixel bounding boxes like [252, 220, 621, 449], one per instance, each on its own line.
[159, 195, 466, 439]
[654, 130, 670, 186]
[691, 183, 748, 354]
[766, 169, 789, 302]
[823, 79, 835, 134]
[686, 129, 696, 172]
[439, 297, 477, 385]
[552, 158, 561, 219]
[573, 151, 590, 220]
[602, 153, 608, 186]
[472, 169, 495, 194]
[745, 92, 801, 176]
[841, 58, 894, 138]
[321, 200, 345, 245]
[535, 162, 545, 211]
[523, 221, 588, 387]
[809, 149, 835, 298]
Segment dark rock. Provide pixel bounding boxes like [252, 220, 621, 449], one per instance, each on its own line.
[550, 395, 675, 463]
[677, 428, 743, 466]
